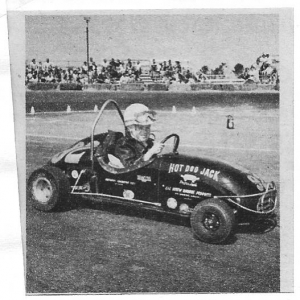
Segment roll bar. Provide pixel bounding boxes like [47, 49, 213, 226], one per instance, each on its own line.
[90, 99, 125, 170]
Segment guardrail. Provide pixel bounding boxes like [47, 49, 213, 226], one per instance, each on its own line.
[119, 83, 145, 91]
[25, 81, 279, 92]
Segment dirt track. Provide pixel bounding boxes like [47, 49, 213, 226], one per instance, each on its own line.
[26, 106, 279, 293]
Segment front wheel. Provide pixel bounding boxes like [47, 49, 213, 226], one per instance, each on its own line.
[27, 165, 70, 212]
[190, 198, 235, 244]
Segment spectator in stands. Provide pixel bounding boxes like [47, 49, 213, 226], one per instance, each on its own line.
[47, 71, 56, 83]
[104, 72, 112, 84]
[247, 65, 260, 83]
[162, 61, 167, 71]
[173, 70, 182, 83]
[83, 74, 89, 85]
[43, 58, 52, 73]
[44, 72, 50, 82]
[150, 59, 157, 77]
[102, 59, 109, 71]
[82, 61, 88, 74]
[114, 59, 121, 76]
[259, 53, 268, 64]
[96, 71, 106, 83]
[185, 69, 192, 80]
[110, 58, 116, 69]
[29, 59, 38, 72]
[37, 61, 43, 72]
[128, 73, 136, 83]
[162, 74, 171, 87]
[167, 60, 173, 71]
[26, 72, 33, 84]
[91, 61, 97, 72]
[117, 62, 126, 77]
[52, 68, 60, 83]
[156, 63, 162, 74]
[134, 60, 142, 77]
[126, 59, 133, 73]
[60, 70, 67, 83]
[159, 62, 166, 76]
[240, 67, 250, 80]
[187, 76, 196, 84]
[115, 59, 121, 68]
[120, 72, 129, 84]
[175, 61, 182, 73]
[40, 71, 47, 83]
[89, 58, 95, 72]
[90, 68, 98, 83]
[31, 72, 38, 83]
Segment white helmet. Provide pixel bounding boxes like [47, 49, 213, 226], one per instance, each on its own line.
[123, 103, 156, 126]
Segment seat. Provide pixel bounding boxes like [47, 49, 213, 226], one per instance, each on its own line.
[95, 130, 155, 174]
[107, 153, 124, 168]
[95, 130, 124, 163]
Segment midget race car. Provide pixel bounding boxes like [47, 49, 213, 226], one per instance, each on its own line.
[27, 100, 278, 244]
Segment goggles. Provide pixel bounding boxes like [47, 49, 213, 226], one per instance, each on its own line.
[134, 110, 156, 125]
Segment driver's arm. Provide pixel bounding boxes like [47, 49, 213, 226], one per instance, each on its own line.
[143, 142, 164, 161]
[115, 142, 144, 167]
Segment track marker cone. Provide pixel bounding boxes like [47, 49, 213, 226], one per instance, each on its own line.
[94, 105, 99, 112]
[67, 105, 71, 113]
[30, 106, 35, 115]
[172, 106, 176, 113]
[191, 106, 196, 115]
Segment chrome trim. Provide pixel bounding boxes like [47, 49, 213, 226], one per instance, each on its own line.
[71, 191, 161, 207]
[213, 181, 278, 214]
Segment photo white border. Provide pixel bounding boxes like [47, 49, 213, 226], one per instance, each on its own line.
[1, 0, 298, 298]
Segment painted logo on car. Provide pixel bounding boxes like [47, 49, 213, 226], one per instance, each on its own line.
[180, 174, 199, 183]
[137, 175, 151, 182]
[168, 163, 220, 181]
[72, 183, 90, 192]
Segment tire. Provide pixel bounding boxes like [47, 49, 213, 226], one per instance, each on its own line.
[190, 198, 235, 244]
[27, 165, 70, 212]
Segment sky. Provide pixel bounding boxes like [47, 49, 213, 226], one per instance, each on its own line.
[26, 13, 279, 71]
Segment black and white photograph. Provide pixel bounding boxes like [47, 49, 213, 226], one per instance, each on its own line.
[2, 0, 295, 296]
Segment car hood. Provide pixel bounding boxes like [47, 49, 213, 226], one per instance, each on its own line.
[158, 153, 267, 196]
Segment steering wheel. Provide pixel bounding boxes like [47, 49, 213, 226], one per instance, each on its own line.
[161, 134, 180, 154]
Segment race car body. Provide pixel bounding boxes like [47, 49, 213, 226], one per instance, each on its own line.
[27, 100, 277, 244]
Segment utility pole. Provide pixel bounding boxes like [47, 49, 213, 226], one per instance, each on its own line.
[84, 17, 91, 83]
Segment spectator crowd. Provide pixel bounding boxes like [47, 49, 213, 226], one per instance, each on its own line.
[25, 53, 279, 86]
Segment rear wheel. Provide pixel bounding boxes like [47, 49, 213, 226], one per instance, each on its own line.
[190, 198, 235, 244]
[27, 165, 70, 212]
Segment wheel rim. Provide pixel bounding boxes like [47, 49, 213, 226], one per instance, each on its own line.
[32, 177, 53, 203]
[202, 212, 220, 231]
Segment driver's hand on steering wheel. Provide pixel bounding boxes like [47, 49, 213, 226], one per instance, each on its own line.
[151, 142, 164, 154]
[143, 142, 164, 161]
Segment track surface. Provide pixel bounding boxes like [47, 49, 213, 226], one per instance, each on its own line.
[26, 106, 279, 293]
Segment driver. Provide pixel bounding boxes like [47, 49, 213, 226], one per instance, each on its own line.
[114, 103, 164, 167]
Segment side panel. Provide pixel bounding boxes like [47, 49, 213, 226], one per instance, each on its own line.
[158, 155, 223, 212]
[94, 159, 161, 204]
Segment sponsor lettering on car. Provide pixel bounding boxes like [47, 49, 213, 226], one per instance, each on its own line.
[169, 187, 212, 198]
[168, 163, 220, 181]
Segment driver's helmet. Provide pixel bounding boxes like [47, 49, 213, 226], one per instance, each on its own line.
[123, 103, 156, 127]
